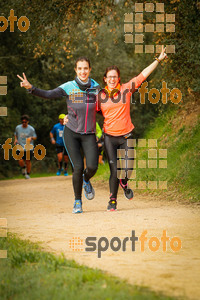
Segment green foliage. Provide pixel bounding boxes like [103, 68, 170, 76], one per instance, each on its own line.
[0, 234, 176, 300]
[94, 162, 110, 182]
[138, 105, 200, 202]
[1, 0, 199, 177]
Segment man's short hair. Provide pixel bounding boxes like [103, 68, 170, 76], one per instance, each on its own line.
[21, 114, 30, 121]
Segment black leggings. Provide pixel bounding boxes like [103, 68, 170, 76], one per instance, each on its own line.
[104, 132, 134, 200]
[63, 126, 98, 200]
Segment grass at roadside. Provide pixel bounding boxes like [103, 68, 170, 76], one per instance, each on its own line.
[141, 107, 200, 202]
[0, 172, 73, 180]
[94, 162, 110, 182]
[0, 234, 176, 300]
[0, 172, 56, 180]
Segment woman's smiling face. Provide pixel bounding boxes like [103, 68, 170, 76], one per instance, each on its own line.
[75, 60, 91, 82]
[104, 70, 120, 91]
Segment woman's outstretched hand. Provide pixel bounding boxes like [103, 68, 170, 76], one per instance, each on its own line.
[17, 73, 32, 89]
[158, 45, 167, 61]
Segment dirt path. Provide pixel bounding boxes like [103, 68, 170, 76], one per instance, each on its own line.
[0, 176, 200, 299]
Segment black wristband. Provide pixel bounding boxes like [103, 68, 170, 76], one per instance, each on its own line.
[27, 85, 36, 94]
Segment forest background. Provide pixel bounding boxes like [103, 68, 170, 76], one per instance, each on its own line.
[0, 0, 199, 179]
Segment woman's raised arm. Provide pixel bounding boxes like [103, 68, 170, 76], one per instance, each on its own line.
[141, 45, 167, 79]
[17, 72, 67, 99]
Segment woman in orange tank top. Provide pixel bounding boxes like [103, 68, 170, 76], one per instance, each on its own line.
[98, 46, 167, 211]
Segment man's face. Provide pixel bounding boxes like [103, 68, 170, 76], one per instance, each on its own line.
[59, 118, 64, 125]
[22, 119, 28, 128]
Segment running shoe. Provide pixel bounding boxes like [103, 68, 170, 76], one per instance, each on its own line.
[64, 171, 68, 176]
[21, 167, 26, 176]
[107, 199, 117, 211]
[56, 169, 62, 176]
[83, 177, 95, 200]
[119, 179, 134, 200]
[72, 200, 83, 214]
[25, 174, 30, 179]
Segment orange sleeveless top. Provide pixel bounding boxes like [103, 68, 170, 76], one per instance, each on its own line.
[98, 73, 145, 136]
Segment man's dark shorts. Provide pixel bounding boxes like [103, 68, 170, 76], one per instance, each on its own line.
[16, 150, 34, 160]
[56, 144, 68, 156]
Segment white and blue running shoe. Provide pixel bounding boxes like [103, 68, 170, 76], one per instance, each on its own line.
[72, 200, 83, 214]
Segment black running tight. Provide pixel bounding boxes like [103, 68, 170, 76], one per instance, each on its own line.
[104, 132, 135, 199]
[63, 126, 98, 200]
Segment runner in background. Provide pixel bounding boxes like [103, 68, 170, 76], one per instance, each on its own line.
[99, 46, 167, 211]
[50, 114, 69, 176]
[14, 114, 37, 179]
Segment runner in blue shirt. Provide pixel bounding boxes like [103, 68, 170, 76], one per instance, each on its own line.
[50, 114, 69, 176]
